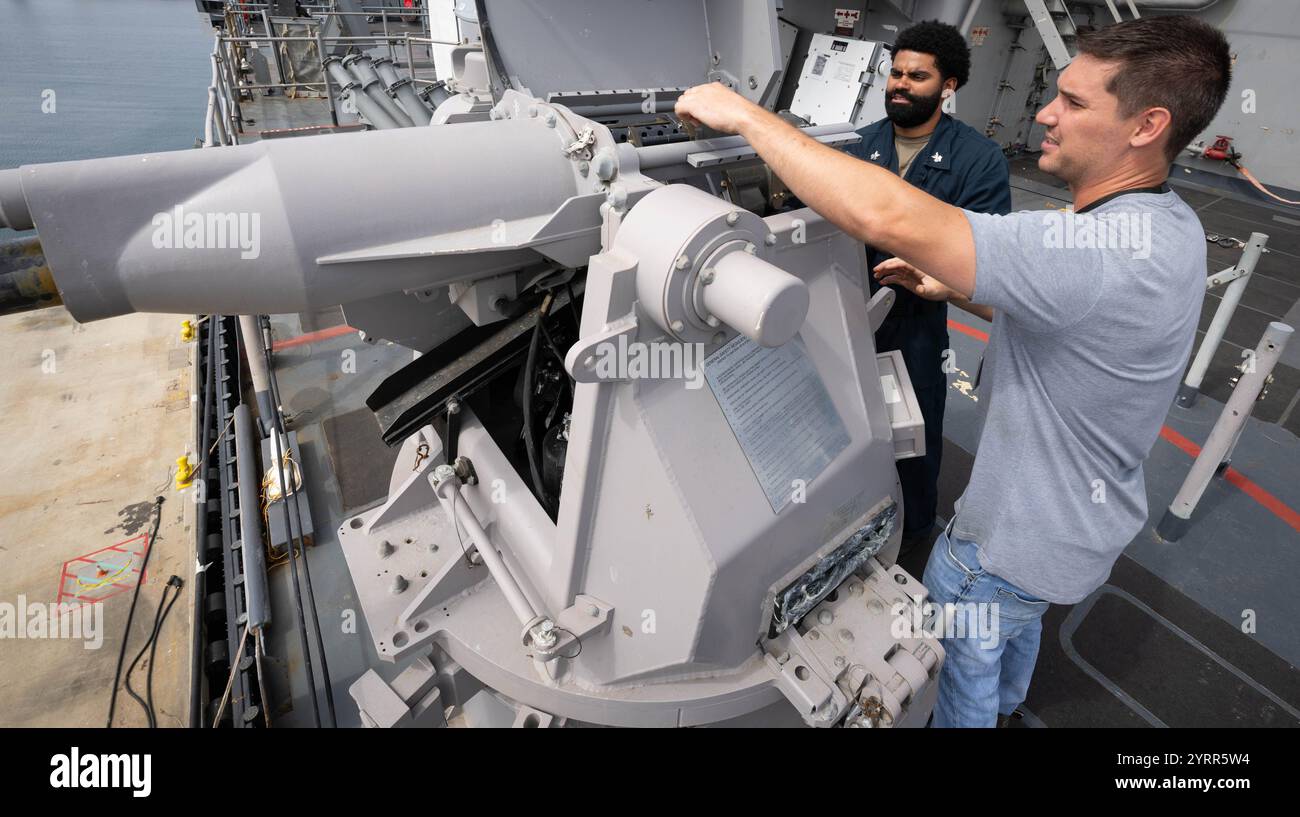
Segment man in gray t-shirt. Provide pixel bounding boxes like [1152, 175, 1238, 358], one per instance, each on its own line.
[956, 191, 1206, 604]
[676, 14, 1232, 726]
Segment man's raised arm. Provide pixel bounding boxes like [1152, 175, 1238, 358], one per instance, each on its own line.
[675, 83, 979, 300]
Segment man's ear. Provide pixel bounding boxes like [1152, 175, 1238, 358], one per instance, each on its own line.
[942, 78, 958, 98]
[1131, 106, 1173, 151]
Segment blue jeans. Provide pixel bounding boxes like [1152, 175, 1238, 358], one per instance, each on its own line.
[921, 527, 1050, 728]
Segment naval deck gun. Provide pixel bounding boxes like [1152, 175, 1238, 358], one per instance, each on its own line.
[0, 0, 942, 728]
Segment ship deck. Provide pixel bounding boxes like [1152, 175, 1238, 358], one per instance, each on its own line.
[2, 76, 1297, 727]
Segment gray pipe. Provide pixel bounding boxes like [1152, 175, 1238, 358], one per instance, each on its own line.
[372, 56, 432, 124]
[234, 403, 272, 632]
[634, 124, 855, 171]
[344, 53, 415, 127]
[422, 80, 453, 111]
[323, 56, 401, 130]
[238, 314, 275, 423]
[0, 169, 33, 231]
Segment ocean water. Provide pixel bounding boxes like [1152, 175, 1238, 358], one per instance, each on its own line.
[0, 0, 214, 170]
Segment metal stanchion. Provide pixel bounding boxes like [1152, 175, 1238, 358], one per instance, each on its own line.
[1177, 232, 1268, 407]
[1158, 321, 1293, 542]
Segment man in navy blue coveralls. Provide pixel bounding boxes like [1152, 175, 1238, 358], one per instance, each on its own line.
[847, 21, 1012, 552]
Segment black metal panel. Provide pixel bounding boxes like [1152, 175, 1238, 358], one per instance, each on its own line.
[367, 289, 575, 447]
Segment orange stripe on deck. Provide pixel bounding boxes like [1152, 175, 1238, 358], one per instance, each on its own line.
[1158, 426, 1300, 534]
[947, 318, 989, 343]
[271, 324, 356, 351]
[948, 318, 1300, 534]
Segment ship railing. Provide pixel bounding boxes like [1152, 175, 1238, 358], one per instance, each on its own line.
[207, 3, 459, 144]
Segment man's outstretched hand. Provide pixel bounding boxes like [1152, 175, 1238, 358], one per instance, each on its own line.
[674, 83, 765, 135]
[873, 258, 957, 302]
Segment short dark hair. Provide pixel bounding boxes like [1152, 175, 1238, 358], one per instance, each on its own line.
[1075, 16, 1231, 162]
[891, 20, 971, 90]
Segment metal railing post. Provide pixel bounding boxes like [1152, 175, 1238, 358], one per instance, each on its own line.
[1157, 321, 1293, 542]
[1177, 232, 1269, 407]
[315, 21, 340, 126]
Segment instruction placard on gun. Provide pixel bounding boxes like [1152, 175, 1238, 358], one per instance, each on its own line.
[704, 335, 850, 513]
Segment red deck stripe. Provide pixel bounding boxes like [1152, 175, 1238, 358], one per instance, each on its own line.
[949, 318, 1300, 533]
[1159, 426, 1300, 534]
[947, 318, 989, 343]
[271, 324, 356, 351]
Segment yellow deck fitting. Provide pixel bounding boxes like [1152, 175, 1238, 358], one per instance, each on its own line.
[175, 455, 195, 489]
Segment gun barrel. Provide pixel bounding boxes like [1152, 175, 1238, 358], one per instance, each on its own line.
[5, 110, 593, 323]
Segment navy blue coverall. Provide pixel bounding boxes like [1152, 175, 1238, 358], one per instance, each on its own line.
[846, 112, 1012, 538]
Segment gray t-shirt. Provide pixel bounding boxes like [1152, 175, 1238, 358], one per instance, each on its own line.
[953, 190, 1206, 603]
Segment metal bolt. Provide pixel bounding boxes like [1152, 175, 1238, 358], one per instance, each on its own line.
[544, 112, 557, 128]
[706, 316, 720, 329]
[670, 320, 685, 333]
[700, 269, 715, 285]
[532, 619, 558, 648]
[725, 211, 740, 226]
[765, 233, 777, 246]
[849, 582, 864, 596]
[391, 574, 409, 595]
[808, 630, 820, 640]
[578, 160, 590, 176]
[377, 540, 394, 557]
[839, 628, 855, 642]
[586, 603, 600, 617]
[776, 651, 790, 665]
[432, 464, 456, 484]
[446, 397, 461, 415]
[675, 254, 690, 270]
[748, 75, 759, 90]
[894, 573, 908, 585]
[583, 354, 596, 369]
[818, 610, 834, 625]
[744, 242, 756, 254]
[834, 655, 846, 668]
[593, 149, 617, 181]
